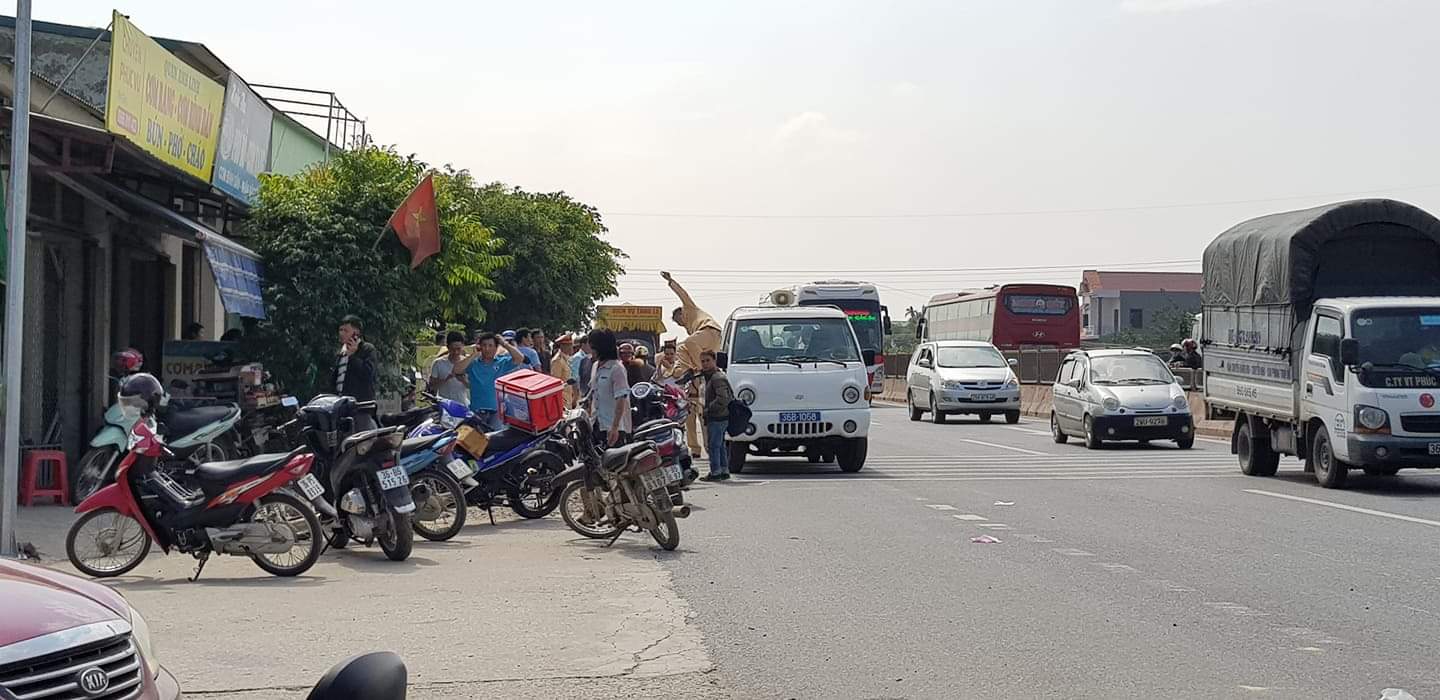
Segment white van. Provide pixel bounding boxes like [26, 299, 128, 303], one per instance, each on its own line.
[720, 306, 873, 473]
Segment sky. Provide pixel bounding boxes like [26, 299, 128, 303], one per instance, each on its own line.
[50, 0, 1440, 334]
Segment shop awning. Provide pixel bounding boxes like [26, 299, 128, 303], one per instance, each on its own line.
[86, 178, 267, 319]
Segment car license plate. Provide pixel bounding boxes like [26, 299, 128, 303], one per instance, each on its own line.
[1429, 443, 1440, 456]
[1134, 416, 1168, 427]
[377, 465, 410, 490]
[446, 458, 473, 479]
[779, 411, 820, 423]
[297, 474, 324, 500]
[972, 393, 995, 402]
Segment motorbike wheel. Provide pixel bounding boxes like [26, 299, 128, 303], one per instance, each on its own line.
[74, 446, 120, 502]
[647, 510, 680, 551]
[411, 469, 467, 541]
[508, 451, 565, 519]
[248, 492, 324, 577]
[378, 511, 414, 561]
[66, 508, 151, 578]
[559, 482, 621, 539]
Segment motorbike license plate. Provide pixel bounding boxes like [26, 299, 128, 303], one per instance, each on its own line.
[1429, 443, 1440, 456]
[779, 411, 821, 423]
[377, 465, 410, 490]
[640, 463, 684, 492]
[1134, 416, 1168, 427]
[297, 474, 324, 500]
[971, 393, 996, 402]
[446, 458, 473, 479]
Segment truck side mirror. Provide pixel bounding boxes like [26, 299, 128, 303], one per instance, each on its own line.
[715, 351, 728, 369]
[863, 350, 877, 366]
[1339, 338, 1359, 367]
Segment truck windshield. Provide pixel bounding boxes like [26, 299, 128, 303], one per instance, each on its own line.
[937, 346, 1007, 368]
[1089, 355, 1174, 385]
[1351, 308, 1440, 386]
[732, 318, 861, 363]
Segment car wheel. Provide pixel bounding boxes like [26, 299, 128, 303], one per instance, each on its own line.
[1005, 411, 1020, 425]
[1083, 415, 1102, 450]
[930, 393, 946, 424]
[1310, 428, 1348, 489]
[1051, 412, 1067, 444]
[908, 390, 923, 422]
[978, 412, 992, 423]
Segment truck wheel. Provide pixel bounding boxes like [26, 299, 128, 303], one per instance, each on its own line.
[907, 390, 923, 421]
[728, 441, 748, 474]
[1236, 421, 1278, 476]
[1310, 429, 1348, 489]
[838, 438, 867, 473]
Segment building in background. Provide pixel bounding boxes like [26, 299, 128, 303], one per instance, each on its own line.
[1079, 270, 1203, 341]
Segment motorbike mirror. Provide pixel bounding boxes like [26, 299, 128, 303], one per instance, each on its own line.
[306, 652, 407, 700]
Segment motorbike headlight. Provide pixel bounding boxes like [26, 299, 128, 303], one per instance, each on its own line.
[842, 386, 861, 404]
[1172, 395, 1189, 411]
[738, 388, 756, 406]
[1102, 397, 1121, 413]
[129, 606, 160, 677]
[1356, 405, 1389, 431]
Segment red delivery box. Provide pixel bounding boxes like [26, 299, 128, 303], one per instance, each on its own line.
[496, 369, 565, 433]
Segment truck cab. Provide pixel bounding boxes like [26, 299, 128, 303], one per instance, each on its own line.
[1300, 298, 1440, 485]
[720, 306, 873, 473]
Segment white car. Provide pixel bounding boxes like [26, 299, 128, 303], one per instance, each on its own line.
[1050, 348, 1195, 449]
[905, 340, 1022, 424]
[721, 306, 872, 473]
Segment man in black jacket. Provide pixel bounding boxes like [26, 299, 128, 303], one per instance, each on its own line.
[700, 350, 733, 481]
[335, 316, 379, 431]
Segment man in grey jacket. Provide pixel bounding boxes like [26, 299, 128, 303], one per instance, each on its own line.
[700, 350, 733, 481]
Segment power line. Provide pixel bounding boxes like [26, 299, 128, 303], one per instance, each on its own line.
[604, 183, 1440, 220]
[622, 258, 1199, 276]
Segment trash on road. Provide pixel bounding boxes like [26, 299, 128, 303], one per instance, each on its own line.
[971, 535, 1002, 544]
[993, 501, 1015, 506]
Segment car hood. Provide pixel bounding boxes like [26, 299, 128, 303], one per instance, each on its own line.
[1095, 383, 1185, 410]
[0, 560, 130, 647]
[935, 367, 1013, 384]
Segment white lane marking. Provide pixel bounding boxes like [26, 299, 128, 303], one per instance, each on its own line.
[1052, 548, 1095, 557]
[956, 438, 1053, 456]
[925, 504, 958, 511]
[744, 474, 1245, 482]
[1243, 489, 1440, 528]
[1006, 427, 1054, 437]
[953, 514, 988, 521]
[1096, 563, 1136, 572]
[976, 523, 1011, 529]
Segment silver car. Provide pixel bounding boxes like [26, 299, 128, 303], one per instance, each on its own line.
[906, 341, 1022, 424]
[1050, 348, 1194, 449]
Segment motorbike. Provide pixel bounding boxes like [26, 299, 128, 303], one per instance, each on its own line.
[74, 392, 251, 502]
[392, 402, 474, 542]
[629, 380, 699, 503]
[407, 396, 565, 524]
[64, 415, 327, 580]
[293, 395, 417, 561]
[554, 412, 689, 551]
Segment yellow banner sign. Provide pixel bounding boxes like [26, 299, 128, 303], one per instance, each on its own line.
[105, 12, 224, 181]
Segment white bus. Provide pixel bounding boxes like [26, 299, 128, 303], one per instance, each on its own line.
[763, 280, 890, 393]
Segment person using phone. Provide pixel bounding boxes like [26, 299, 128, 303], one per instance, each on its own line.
[335, 315, 379, 430]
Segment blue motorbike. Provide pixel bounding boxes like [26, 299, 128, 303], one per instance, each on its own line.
[408, 397, 566, 523]
[395, 425, 476, 542]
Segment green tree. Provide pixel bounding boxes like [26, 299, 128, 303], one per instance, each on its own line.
[461, 183, 626, 332]
[242, 147, 505, 398]
[1098, 305, 1197, 351]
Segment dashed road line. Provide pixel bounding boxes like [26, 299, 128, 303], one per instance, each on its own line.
[925, 504, 958, 511]
[1052, 548, 1095, 557]
[953, 514, 988, 521]
[955, 438, 1053, 456]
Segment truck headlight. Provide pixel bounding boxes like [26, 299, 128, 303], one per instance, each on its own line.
[1102, 397, 1120, 413]
[1356, 405, 1389, 432]
[842, 386, 861, 404]
[737, 388, 756, 406]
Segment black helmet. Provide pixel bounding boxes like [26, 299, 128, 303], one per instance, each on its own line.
[117, 372, 164, 417]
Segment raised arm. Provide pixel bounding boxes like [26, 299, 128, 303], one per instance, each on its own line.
[662, 271, 698, 314]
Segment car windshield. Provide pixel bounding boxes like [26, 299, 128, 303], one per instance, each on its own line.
[937, 346, 1007, 368]
[1351, 308, 1440, 387]
[1089, 355, 1174, 384]
[732, 318, 862, 362]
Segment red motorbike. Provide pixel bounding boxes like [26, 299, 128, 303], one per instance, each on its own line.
[65, 416, 327, 581]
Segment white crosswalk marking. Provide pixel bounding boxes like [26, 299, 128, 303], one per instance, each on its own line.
[735, 449, 1240, 481]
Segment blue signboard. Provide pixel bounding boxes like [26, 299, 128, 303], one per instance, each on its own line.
[212, 75, 273, 205]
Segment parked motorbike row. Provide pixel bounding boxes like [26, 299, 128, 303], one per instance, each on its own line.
[63, 372, 700, 581]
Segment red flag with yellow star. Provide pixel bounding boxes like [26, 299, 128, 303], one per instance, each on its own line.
[386, 173, 441, 269]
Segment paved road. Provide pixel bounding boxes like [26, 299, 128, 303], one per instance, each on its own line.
[665, 405, 1440, 698]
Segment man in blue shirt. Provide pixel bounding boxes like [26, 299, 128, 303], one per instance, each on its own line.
[514, 327, 542, 371]
[451, 331, 525, 431]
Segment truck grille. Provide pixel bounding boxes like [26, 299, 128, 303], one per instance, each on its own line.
[0, 633, 143, 700]
[768, 421, 833, 436]
[1400, 414, 1440, 434]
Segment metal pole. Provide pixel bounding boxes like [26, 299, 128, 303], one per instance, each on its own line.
[38, 20, 111, 115]
[0, 0, 33, 558]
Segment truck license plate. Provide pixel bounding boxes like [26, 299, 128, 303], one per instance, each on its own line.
[1134, 416, 1168, 427]
[297, 474, 324, 500]
[779, 411, 820, 423]
[377, 465, 410, 490]
[1428, 443, 1440, 456]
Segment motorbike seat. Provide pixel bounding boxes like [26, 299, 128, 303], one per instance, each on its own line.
[399, 432, 445, 456]
[601, 443, 650, 472]
[481, 427, 534, 458]
[633, 419, 672, 436]
[164, 405, 240, 438]
[341, 427, 402, 454]
[380, 406, 434, 429]
[191, 447, 302, 485]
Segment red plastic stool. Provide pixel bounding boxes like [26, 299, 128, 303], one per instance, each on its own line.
[19, 449, 69, 506]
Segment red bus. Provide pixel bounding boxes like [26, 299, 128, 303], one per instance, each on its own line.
[917, 284, 1080, 350]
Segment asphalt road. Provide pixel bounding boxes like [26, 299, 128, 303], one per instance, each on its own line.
[664, 405, 1440, 699]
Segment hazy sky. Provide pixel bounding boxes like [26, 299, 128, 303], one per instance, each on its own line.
[52, 0, 1440, 334]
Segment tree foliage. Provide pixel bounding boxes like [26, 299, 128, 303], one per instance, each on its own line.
[241, 147, 505, 398]
[1097, 305, 1198, 351]
[462, 183, 626, 333]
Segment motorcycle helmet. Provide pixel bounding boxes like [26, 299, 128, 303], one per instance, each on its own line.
[117, 372, 165, 418]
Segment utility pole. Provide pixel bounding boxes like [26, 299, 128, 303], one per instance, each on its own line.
[0, 0, 33, 557]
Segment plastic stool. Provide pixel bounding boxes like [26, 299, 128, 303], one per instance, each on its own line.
[19, 449, 69, 506]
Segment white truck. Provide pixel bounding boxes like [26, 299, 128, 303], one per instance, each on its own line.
[719, 305, 873, 473]
[1202, 198, 1440, 488]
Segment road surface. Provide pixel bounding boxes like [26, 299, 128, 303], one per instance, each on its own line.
[664, 405, 1440, 699]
